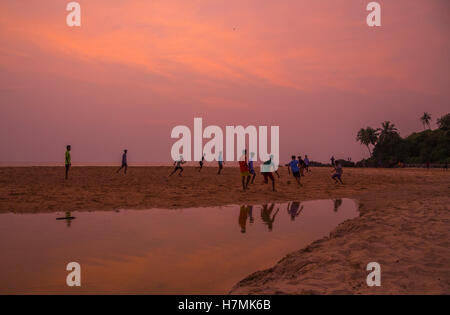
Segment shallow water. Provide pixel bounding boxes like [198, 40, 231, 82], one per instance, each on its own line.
[0, 199, 358, 294]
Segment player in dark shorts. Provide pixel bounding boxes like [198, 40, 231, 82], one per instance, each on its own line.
[198, 154, 205, 172]
[217, 151, 224, 174]
[116, 149, 128, 174]
[169, 156, 186, 176]
[298, 155, 306, 176]
[331, 163, 344, 184]
[248, 152, 257, 184]
[288, 155, 302, 186]
[261, 155, 276, 191]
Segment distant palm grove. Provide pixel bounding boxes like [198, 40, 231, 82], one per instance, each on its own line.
[356, 113, 450, 167]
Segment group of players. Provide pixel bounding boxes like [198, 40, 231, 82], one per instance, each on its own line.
[64, 145, 344, 190]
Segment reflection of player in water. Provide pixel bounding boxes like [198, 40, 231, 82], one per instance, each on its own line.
[260, 203, 279, 231]
[248, 205, 254, 223]
[287, 201, 304, 221]
[239, 205, 250, 233]
[56, 211, 75, 227]
[333, 199, 343, 212]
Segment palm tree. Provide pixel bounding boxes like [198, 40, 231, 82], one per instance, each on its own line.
[356, 127, 379, 156]
[420, 112, 432, 130]
[377, 121, 398, 143]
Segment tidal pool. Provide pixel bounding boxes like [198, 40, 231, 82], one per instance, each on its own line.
[0, 199, 358, 294]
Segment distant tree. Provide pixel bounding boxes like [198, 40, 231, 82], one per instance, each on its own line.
[377, 121, 399, 143]
[356, 127, 378, 156]
[360, 113, 450, 166]
[420, 112, 432, 130]
[437, 113, 450, 131]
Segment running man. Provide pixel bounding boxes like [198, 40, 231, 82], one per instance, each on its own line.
[217, 151, 224, 174]
[287, 202, 304, 221]
[65, 145, 71, 180]
[116, 149, 128, 174]
[248, 152, 257, 184]
[331, 162, 344, 184]
[169, 155, 186, 177]
[198, 153, 205, 172]
[287, 155, 302, 186]
[261, 154, 276, 191]
[239, 150, 251, 190]
[304, 155, 310, 172]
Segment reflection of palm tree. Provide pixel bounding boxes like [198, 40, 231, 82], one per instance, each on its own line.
[333, 199, 343, 212]
[420, 112, 432, 130]
[260, 204, 279, 231]
[287, 202, 304, 221]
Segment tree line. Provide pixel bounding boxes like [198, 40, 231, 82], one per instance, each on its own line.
[356, 113, 450, 167]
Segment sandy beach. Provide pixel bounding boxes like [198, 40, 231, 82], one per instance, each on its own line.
[1, 166, 449, 294]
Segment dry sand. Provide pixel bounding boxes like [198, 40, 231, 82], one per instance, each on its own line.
[1, 166, 449, 294]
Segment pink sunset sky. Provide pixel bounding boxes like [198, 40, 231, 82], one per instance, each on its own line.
[0, 0, 449, 164]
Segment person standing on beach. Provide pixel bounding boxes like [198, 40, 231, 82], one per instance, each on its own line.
[169, 155, 186, 177]
[217, 151, 224, 175]
[248, 152, 257, 184]
[239, 150, 251, 190]
[331, 162, 344, 184]
[198, 153, 205, 172]
[304, 155, 310, 172]
[116, 149, 128, 174]
[331, 155, 335, 167]
[288, 155, 302, 186]
[261, 154, 276, 191]
[65, 145, 71, 180]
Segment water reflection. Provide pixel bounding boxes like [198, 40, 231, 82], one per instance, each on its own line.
[333, 199, 343, 212]
[0, 199, 358, 294]
[55, 211, 76, 227]
[260, 204, 279, 231]
[287, 202, 304, 221]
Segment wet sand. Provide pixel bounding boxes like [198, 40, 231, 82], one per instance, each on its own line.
[1, 166, 449, 294]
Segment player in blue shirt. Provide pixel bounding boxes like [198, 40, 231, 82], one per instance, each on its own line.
[288, 155, 302, 186]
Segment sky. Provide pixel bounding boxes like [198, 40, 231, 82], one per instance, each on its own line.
[0, 0, 449, 164]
